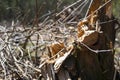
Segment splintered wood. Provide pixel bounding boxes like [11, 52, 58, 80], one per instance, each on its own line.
[49, 42, 65, 58]
[40, 0, 115, 80]
[77, 19, 99, 46]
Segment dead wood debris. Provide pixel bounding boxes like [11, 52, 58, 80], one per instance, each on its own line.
[0, 0, 120, 80]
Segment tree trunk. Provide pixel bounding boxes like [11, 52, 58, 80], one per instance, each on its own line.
[76, 0, 115, 80]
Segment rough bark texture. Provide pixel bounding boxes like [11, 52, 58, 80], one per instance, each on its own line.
[76, 0, 115, 80]
[76, 46, 104, 80]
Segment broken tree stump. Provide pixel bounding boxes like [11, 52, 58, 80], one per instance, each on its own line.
[76, 0, 115, 80]
[40, 0, 117, 80]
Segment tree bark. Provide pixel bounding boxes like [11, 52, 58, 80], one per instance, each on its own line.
[76, 0, 115, 80]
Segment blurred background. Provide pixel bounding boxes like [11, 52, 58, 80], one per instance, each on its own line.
[0, 0, 119, 21]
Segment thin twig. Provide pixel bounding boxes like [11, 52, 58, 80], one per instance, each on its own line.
[56, 0, 82, 16]
[84, 0, 93, 18]
[80, 0, 112, 21]
[63, 0, 88, 22]
[79, 42, 113, 53]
